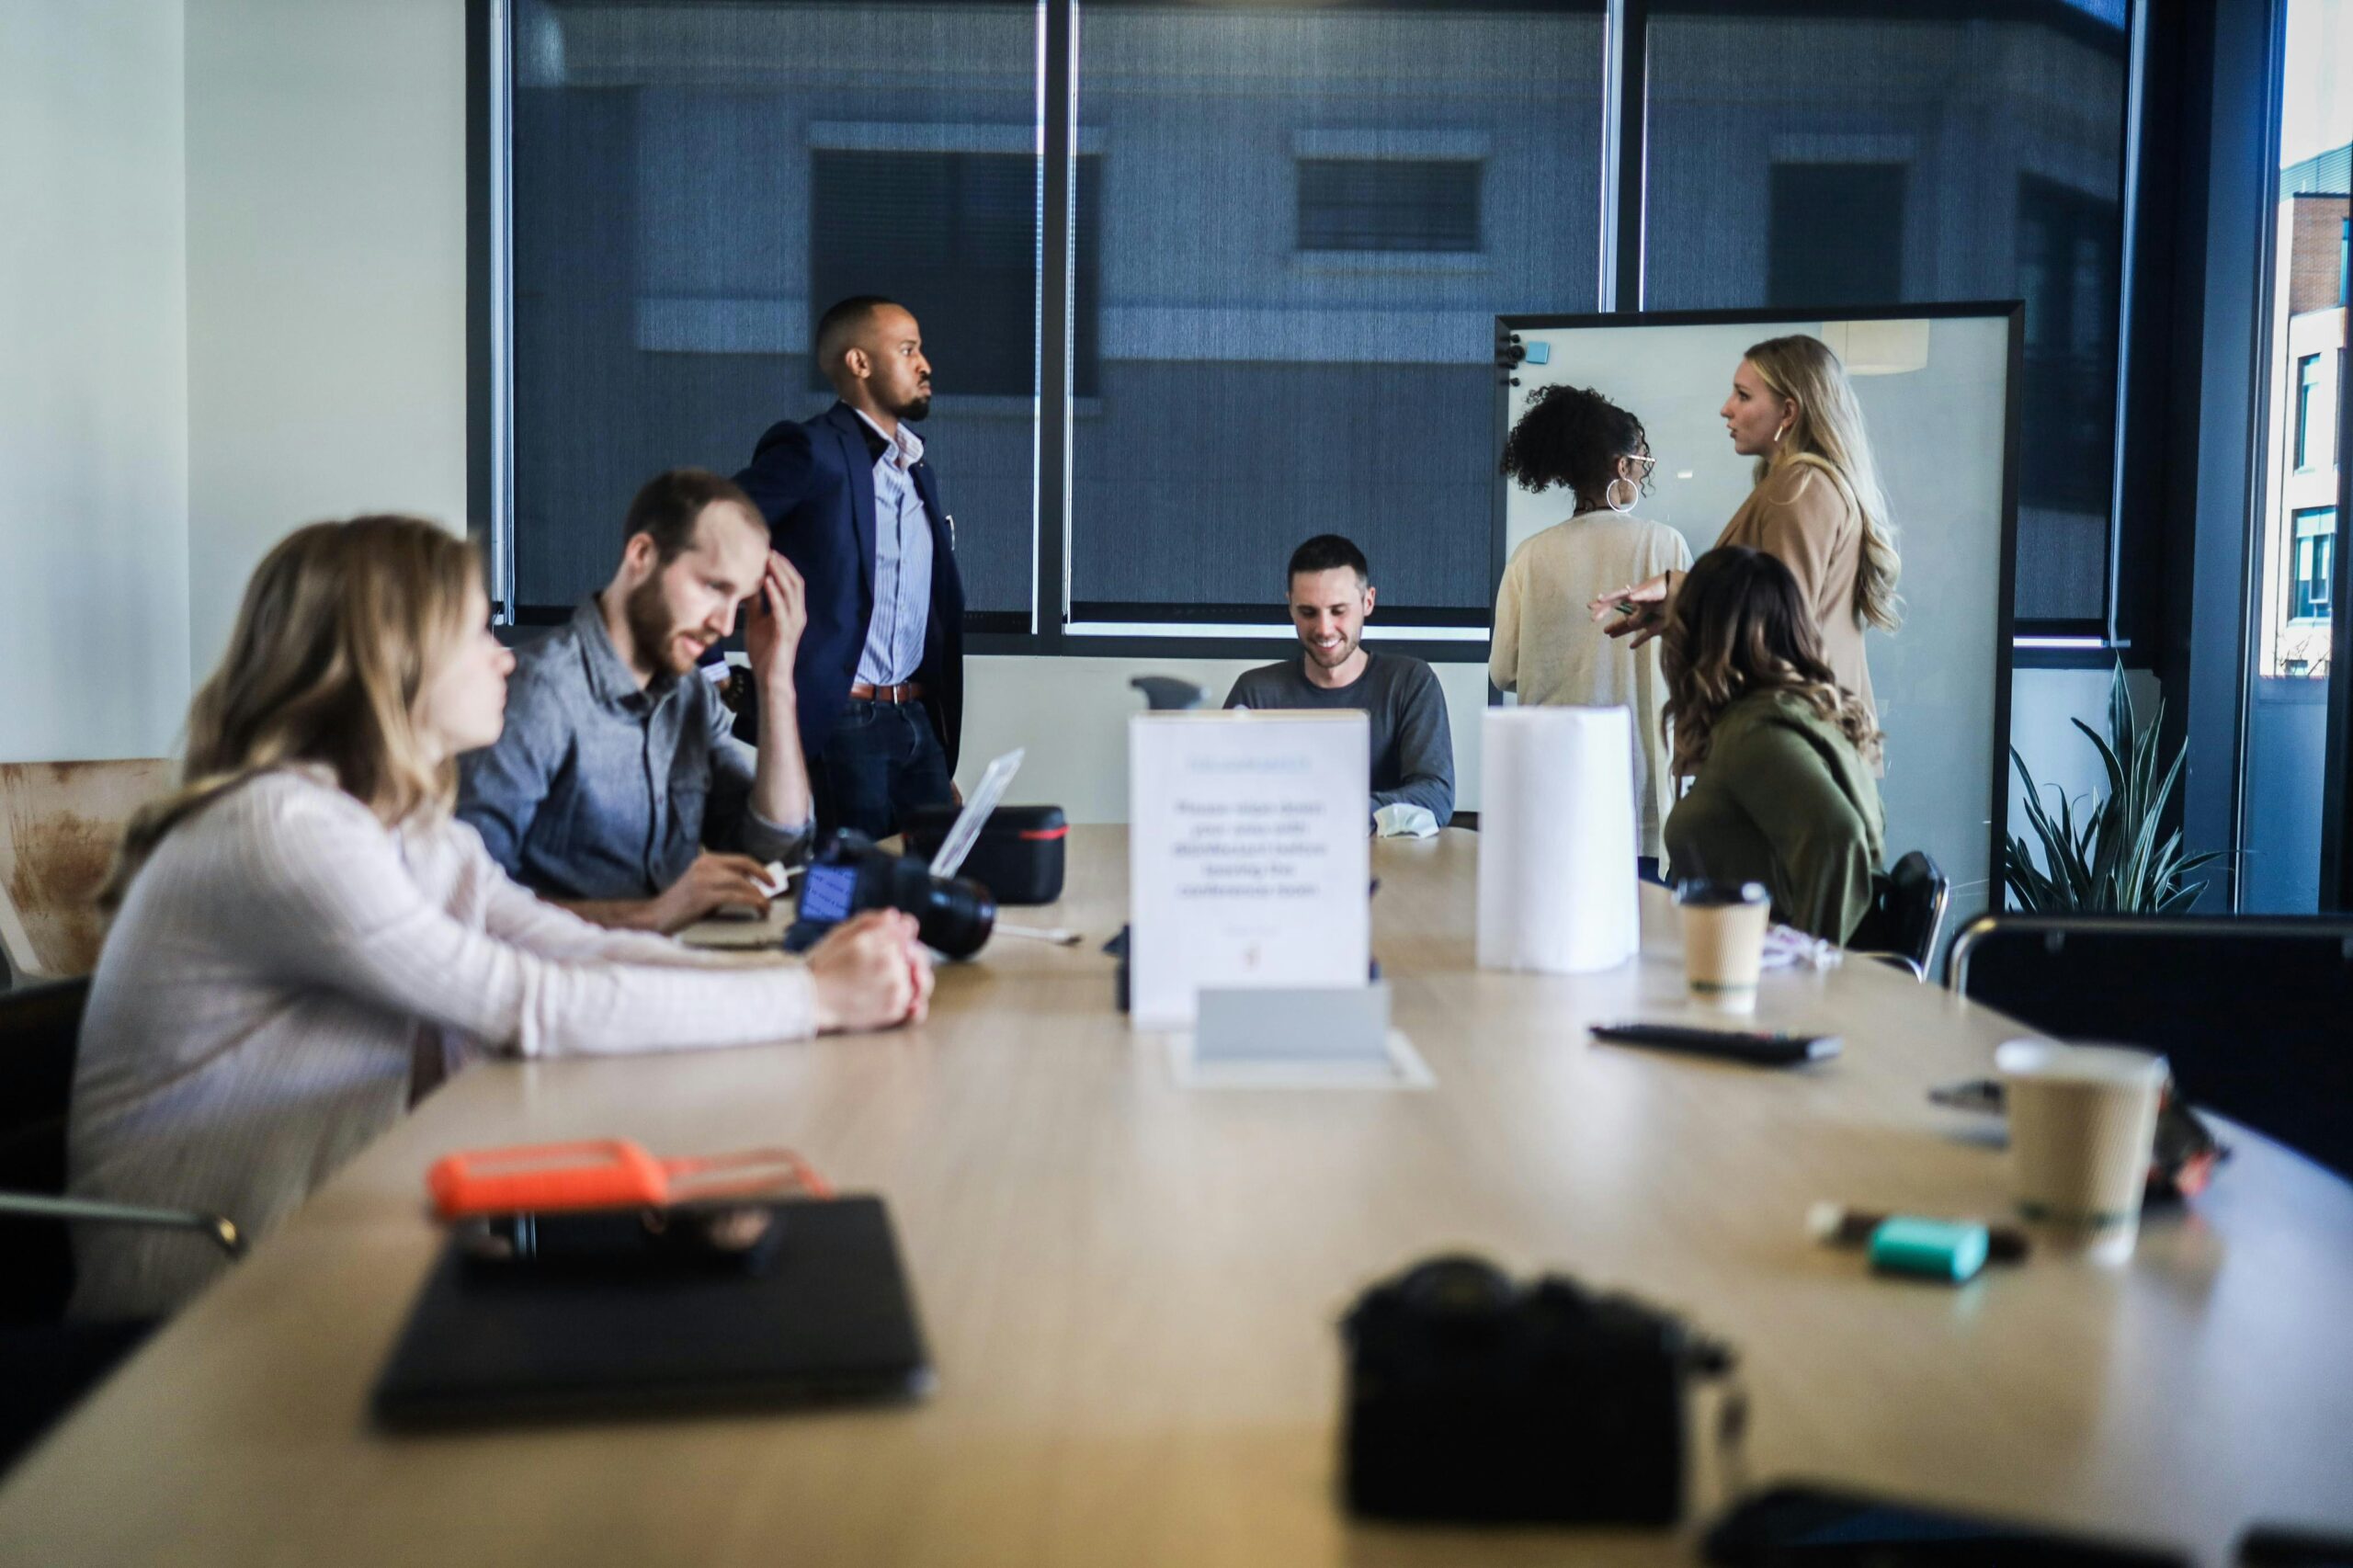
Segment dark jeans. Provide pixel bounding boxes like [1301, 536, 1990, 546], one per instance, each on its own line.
[813, 699, 954, 841]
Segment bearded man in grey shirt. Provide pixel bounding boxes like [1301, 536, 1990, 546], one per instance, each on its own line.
[1222, 534, 1456, 828]
[459, 469, 817, 933]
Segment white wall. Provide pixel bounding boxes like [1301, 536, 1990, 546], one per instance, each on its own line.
[184, 0, 470, 680]
[0, 2, 190, 763]
[960, 652, 1491, 822]
[971, 656, 2141, 879]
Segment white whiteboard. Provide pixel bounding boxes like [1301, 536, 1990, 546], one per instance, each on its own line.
[1496, 312, 2016, 938]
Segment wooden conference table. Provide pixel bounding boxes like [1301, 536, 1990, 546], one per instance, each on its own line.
[3, 827, 2351, 1566]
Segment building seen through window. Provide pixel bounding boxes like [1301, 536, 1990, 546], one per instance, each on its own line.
[1643, 1, 2130, 627]
[509, 0, 1041, 619]
[810, 150, 1100, 402]
[505, 0, 2154, 636]
[2256, 142, 2348, 685]
[1067, 2, 1604, 624]
[2236, 0, 2346, 915]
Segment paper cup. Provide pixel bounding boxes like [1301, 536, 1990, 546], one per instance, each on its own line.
[1676, 881, 1770, 1013]
[1995, 1040, 2167, 1262]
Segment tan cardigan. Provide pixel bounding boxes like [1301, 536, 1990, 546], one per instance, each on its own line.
[1712, 459, 1877, 730]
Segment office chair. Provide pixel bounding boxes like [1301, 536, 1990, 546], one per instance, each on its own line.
[0, 976, 242, 1472]
[1847, 850, 1950, 981]
[1949, 914, 2353, 1183]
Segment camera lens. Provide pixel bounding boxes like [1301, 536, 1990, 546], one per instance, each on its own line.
[913, 873, 995, 959]
[859, 851, 995, 959]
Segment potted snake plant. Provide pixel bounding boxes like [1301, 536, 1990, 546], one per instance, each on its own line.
[2004, 663, 2221, 915]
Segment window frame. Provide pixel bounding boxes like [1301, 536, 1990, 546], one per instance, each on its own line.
[470, 0, 2151, 660]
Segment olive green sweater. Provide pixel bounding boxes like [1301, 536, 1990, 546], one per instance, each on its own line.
[1662, 689, 1885, 942]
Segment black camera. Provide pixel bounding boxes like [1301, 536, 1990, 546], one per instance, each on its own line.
[787, 831, 996, 960]
[1342, 1255, 1735, 1526]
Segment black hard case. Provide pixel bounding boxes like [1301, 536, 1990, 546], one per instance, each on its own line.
[902, 804, 1068, 905]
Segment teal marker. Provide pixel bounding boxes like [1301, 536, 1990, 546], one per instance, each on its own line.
[1868, 1217, 1991, 1283]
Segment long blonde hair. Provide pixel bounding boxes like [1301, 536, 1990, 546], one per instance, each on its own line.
[101, 516, 482, 912]
[1744, 335, 1903, 633]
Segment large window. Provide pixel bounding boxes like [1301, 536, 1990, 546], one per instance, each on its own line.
[507, 0, 1040, 621]
[1066, 1, 1605, 629]
[1643, 0, 2131, 628]
[2234, 1, 2347, 915]
[492, 0, 2149, 645]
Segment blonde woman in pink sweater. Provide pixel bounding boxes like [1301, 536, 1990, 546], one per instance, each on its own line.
[70, 516, 930, 1319]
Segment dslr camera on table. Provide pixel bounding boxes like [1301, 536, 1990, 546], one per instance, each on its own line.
[786, 748, 1068, 960]
[1342, 1254, 1741, 1526]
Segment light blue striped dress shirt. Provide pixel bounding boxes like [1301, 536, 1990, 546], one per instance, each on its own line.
[853, 411, 933, 687]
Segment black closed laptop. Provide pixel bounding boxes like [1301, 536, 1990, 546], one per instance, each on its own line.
[372, 1196, 932, 1430]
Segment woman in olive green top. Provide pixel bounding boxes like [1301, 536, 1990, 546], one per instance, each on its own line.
[1660, 547, 1885, 943]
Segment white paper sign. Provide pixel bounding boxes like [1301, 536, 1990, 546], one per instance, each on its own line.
[1128, 711, 1370, 1030]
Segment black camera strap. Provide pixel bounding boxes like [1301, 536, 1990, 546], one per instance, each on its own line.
[1711, 1375, 1753, 1511]
[1686, 1334, 1751, 1514]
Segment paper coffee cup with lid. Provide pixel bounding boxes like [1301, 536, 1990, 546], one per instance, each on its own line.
[1675, 881, 1770, 1014]
[1995, 1040, 2167, 1263]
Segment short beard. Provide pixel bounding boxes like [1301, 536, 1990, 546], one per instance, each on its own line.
[623, 574, 697, 676]
[1303, 629, 1360, 671]
[895, 391, 932, 423]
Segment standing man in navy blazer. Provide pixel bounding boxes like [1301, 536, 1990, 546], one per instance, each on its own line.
[735, 296, 964, 839]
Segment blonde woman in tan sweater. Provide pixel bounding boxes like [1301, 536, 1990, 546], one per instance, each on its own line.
[1588, 335, 1901, 754]
[1493, 385, 1691, 859]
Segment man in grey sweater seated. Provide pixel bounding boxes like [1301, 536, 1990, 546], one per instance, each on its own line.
[1222, 533, 1456, 831]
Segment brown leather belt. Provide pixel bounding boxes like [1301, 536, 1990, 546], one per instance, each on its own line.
[849, 681, 926, 704]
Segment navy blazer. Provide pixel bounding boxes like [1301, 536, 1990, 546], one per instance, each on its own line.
[734, 402, 965, 772]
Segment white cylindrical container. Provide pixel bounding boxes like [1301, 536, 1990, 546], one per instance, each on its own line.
[1476, 706, 1641, 974]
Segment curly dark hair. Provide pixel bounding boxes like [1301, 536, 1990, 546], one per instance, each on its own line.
[1498, 383, 1652, 513]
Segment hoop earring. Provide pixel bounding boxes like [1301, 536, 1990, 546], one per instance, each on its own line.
[1606, 477, 1638, 514]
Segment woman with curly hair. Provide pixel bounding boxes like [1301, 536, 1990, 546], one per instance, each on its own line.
[1493, 383, 1692, 858]
[1660, 546, 1884, 943]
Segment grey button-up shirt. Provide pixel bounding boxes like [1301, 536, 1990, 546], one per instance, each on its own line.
[458, 598, 813, 900]
[852, 409, 933, 687]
